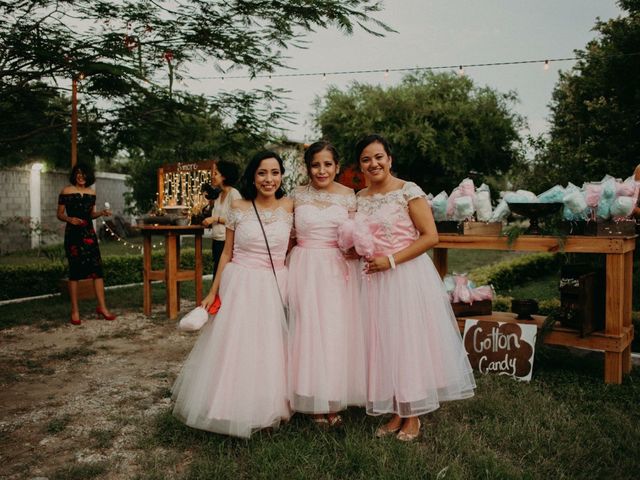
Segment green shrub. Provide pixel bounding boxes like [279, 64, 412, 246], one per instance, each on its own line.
[469, 253, 563, 291]
[0, 249, 212, 300]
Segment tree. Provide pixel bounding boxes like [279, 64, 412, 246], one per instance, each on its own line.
[0, 0, 390, 168]
[524, 0, 640, 191]
[119, 88, 290, 213]
[314, 71, 524, 194]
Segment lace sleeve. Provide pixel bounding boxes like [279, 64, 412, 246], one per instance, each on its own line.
[403, 182, 428, 202]
[226, 207, 240, 231]
[347, 192, 357, 213]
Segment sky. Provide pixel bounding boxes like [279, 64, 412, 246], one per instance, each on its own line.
[184, 0, 624, 143]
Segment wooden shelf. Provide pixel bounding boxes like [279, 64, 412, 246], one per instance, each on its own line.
[433, 233, 636, 384]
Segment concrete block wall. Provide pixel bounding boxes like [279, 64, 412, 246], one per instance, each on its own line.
[0, 165, 130, 254]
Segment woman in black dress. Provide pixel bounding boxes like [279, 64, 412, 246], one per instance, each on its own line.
[57, 163, 116, 325]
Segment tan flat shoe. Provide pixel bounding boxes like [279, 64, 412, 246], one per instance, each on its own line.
[375, 422, 402, 438]
[396, 419, 421, 442]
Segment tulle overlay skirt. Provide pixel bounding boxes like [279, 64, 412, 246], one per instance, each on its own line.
[362, 253, 476, 417]
[172, 263, 290, 438]
[287, 247, 367, 413]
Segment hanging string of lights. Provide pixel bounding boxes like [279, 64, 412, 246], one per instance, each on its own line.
[193, 52, 640, 81]
[100, 220, 164, 251]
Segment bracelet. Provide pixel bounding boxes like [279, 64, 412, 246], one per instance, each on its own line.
[387, 254, 396, 270]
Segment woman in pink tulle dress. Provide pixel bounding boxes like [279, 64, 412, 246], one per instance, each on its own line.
[172, 151, 294, 438]
[354, 134, 475, 441]
[287, 141, 367, 426]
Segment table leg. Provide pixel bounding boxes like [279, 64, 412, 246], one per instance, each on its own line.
[165, 233, 178, 320]
[622, 250, 633, 375]
[195, 233, 203, 305]
[143, 234, 152, 316]
[433, 248, 448, 279]
[176, 237, 181, 311]
[604, 252, 625, 384]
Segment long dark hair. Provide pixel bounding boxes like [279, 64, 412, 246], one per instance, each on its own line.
[240, 150, 286, 200]
[69, 162, 96, 187]
[216, 160, 240, 187]
[354, 134, 393, 163]
[303, 141, 340, 174]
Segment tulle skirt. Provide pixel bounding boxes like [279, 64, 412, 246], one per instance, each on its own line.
[287, 247, 367, 413]
[362, 253, 476, 417]
[172, 263, 290, 438]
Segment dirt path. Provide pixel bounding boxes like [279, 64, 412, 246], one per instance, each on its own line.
[0, 305, 197, 479]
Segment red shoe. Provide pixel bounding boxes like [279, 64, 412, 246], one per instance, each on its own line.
[96, 307, 116, 321]
[70, 314, 81, 325]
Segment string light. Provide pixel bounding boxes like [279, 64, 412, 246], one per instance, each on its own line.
[544, 59, 550, 71]
[100, 220, 164, 252]
[384, 69, 389, 80]
[457, 65, 464, 76]
[197, 53, 640, 81]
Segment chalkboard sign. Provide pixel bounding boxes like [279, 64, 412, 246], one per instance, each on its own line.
[463, 319, 538, 382]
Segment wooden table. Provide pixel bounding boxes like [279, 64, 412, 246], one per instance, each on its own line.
[139, 225, 204, 320]
[433, 234, 636, 384]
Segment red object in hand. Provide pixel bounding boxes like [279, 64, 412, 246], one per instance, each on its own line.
[208, 294, 221, 314]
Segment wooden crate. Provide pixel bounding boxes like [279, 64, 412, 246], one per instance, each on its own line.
[436, 221, 502, 235]
[451, 299, 492, 317]
[562, 219, 636, 236]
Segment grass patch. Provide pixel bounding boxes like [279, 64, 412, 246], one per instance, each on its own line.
[137, 350, 639, 480]
[89, 428, 118, 449]
[45, 414, 73, 434]
[0, 281, 199, 330]
[49, 461, 108, 480]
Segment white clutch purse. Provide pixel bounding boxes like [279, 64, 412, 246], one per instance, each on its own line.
[177, 306, 210, 332]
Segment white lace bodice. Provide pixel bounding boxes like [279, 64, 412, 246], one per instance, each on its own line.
[356, 182, 428, 255]
[226, 206, 293, 269]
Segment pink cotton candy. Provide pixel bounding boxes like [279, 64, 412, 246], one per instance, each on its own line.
[584, 183, 602, 209]
[470, 285, 493, 302]
[616, 179, 635, 197]
[337, 219, 355, 251]
[352, 215, 375, 258]
[452, 275, 472, 304]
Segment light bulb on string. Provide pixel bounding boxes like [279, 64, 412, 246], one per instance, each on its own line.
[544, 60, 550, 71]
[458, 65, 464, 76]
[384, 69, 389, 80]
[322, 73, 327, 81]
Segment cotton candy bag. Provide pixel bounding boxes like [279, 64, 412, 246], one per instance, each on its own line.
[431, 191, 449, 221]
[537, 185, 565, 203]
[475, 184, 493, 222]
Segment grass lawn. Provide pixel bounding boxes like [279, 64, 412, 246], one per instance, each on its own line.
[139, 348, 639, 480]
[1, 253, 639, 478]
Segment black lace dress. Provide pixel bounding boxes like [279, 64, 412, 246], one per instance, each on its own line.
[58, 193, 104, 280]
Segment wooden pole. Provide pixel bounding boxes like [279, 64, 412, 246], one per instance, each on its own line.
[71, 76, 78, 167]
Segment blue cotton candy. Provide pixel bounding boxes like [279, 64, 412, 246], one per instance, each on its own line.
[597, 179, 616, 220]
[610, 196, 634, 218]
[489, 199, 510, 222]
[431, 191, 448, 221]
[563, 190, 589, 220]
[538, 185, 565, 203]
[504, 190, 538, 203]
[454, 196, 474, 220]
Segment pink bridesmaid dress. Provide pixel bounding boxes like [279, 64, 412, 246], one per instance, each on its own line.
[357, 182, 476, 417]
[287, 185, 367, 413]
[172, 206, 292, 438]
